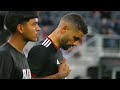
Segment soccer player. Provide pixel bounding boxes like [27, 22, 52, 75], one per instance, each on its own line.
[0, 11, 40, 79]
[28, 13, 88, 79]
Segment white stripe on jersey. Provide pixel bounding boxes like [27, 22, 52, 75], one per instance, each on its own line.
[42, 38, 52, 48]
[46, 42, 52, 47]
[43, 40, 50, 47]
[42, 38, 48, 45]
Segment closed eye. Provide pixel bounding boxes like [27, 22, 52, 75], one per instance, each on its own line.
[74, 36, 80, 41]
[74, 36, 82, 43]
[33, 22, 39, 26]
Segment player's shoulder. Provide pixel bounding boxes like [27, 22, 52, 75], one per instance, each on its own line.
[41, 38, 52, 48]
[35, 38, 52, 48]
[0, 42, 11, 55]
[0, 43, 12, 60]
[29, 38, 53, 54]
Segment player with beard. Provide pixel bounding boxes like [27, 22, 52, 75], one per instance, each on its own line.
[28, 13, 88, 79]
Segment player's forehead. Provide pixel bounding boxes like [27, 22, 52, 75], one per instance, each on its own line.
[29, 18, 39, 23]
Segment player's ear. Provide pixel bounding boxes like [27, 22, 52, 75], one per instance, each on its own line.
[61, 25, 69, 34]
[17, 24, 24, 33]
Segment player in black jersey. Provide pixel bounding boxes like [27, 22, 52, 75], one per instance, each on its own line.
[0, 11, 40, 79]
[28, 13, 88, 79]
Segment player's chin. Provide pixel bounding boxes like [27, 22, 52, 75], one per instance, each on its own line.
[31, 37, 38, 42]
[62, 47, 69, 50]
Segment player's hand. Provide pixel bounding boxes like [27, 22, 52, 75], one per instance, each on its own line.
[57, 58, 71, 78]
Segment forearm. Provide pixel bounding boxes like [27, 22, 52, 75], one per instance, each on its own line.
[41, 73, 62, 79]
[31, 73, 62, 79]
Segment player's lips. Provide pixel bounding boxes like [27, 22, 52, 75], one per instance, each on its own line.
[37, 34, 39, 37]
[68, 45, 74, 48]
[36, 33, 39, 37]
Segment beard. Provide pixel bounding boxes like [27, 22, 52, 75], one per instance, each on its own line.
[61, 44, 70, 50]
[60, 38, 71, 50]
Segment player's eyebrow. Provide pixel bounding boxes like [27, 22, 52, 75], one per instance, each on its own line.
[74, 36, 80, 41]
[74, 36, 83, 44]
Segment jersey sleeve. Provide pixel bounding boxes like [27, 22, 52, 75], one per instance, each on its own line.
[0, 52, 14, 79]
[27, 45, 48, 77]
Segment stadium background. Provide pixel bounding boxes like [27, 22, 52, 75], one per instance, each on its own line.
[1, 11, 120, 79]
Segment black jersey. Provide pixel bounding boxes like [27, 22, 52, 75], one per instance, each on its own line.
[28, 37, 61, 78]
[0, 42, 31, 79]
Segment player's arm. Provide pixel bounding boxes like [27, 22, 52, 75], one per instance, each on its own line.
[45, 58, 71, 79]
[28, 45, 71, 79]
[28, 45, 50, 78]
[28, 45, 60, 79]
[32, 58, 71, 79]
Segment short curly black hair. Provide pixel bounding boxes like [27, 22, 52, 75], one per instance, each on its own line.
[4, 11, 38, 34]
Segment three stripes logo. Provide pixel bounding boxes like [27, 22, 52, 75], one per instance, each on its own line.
[42, 38, 52, 48]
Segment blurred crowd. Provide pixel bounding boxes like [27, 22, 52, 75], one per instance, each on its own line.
[0, 12, 10, 45]
[1, 11, 120, 46]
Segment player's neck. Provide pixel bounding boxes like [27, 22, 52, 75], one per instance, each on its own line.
[48, 31, 60, 50]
